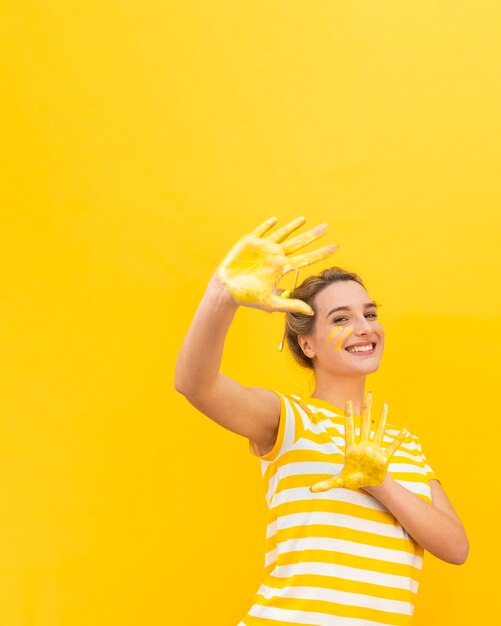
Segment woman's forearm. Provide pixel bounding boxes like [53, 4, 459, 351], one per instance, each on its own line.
[174, 275, 239, 398]
[364, 476, 469, 565]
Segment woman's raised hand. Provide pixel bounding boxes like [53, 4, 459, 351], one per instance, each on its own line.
[217, 217, 337, 315]
[310, 392, 408, 492]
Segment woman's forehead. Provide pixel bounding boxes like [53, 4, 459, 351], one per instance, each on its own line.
[315, 280, 371, 310]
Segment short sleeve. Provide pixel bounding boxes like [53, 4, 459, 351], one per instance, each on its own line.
[248, 392, 307, 463]
[415, 436, 440, 483]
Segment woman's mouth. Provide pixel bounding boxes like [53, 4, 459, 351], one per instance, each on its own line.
[345, 342, 376, 355]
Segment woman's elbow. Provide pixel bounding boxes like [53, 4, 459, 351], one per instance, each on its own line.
[174, 373, 185, 395]
[174, 375, 196, 399]
[446, 533, 469, 565]
[174, 365, 193, 398]
[453, 537, 469, 565]
[174, 368, 206, 405]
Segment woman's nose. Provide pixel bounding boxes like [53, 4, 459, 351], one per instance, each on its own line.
[352, 317, 373, 335]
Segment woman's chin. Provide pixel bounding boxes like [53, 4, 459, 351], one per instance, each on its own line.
[347, 358, 382, 376]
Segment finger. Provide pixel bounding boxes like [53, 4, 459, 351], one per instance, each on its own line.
[282, 222, 329, 254]
[251, 216, 278, 238]
[267, 293, 314, 316]
[267, 216, 306, 243]
[326, 325, 353, 351]
[373, 401, 388, 446]
[289, 243, 338, 270]
[310, 474, 343, 493]
[277, 268, 300, 301]
[345, 400, 355, 446]
[360, 391, 372, 441]
[385, 427, 409, 459]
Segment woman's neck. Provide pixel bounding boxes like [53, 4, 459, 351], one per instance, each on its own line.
[310, 373, 367, 415]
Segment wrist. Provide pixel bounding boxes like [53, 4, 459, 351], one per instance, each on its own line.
[207, 273, 240, 310]
[364, 473, 391, 496]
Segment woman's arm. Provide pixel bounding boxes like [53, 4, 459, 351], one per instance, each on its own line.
[175, 217, 337, 452]
[309, 394, 469, 564]
[175, 273, 281, 452]
[364, 477, 469, 565]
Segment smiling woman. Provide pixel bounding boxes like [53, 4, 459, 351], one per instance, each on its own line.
[285, 267, 381, 371]
[285, 267, 370, 369]
[289, 276, 387, 396]
[174, 217, 469, 626]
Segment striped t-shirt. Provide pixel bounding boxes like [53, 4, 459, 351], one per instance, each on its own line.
[238, 392, 439, 626]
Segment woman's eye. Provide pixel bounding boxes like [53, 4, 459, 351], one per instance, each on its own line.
[333, 313, 377, 323]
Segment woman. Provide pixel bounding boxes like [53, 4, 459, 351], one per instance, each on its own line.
[175, 217, 468, 626]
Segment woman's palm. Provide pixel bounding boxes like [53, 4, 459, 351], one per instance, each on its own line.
[217, 217, 337, 315]
[311, 393, 408, 492]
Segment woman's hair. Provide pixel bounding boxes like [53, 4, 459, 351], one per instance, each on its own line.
[285, 267, 366, 369]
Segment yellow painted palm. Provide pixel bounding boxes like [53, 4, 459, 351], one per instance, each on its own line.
[311, 392, 408, 492]
[217, 216, 337, 315]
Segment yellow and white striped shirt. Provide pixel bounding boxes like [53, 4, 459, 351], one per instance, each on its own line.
[238, 392, 439, 626]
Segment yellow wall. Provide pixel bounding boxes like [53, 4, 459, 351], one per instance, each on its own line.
[1, 2, 499, 624]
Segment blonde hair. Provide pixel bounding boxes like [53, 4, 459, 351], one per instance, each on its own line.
[285, 267, 366, 369]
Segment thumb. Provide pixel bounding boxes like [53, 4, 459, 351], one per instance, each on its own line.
[268, 293, 314, 316]
[310, 474, 343, 493]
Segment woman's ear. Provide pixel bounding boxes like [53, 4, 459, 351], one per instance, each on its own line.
[298, 334, 316, 359]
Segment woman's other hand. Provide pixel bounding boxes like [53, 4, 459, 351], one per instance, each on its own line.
[310, 392, 408, 492]
[217, 216, 337, 315]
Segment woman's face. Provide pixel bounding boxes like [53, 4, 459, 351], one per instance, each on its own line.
[299, 280, 385, 377]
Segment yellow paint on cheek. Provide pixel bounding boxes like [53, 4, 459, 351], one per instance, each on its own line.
[326, 326, 354, 351]
[326, 326, 343, 345]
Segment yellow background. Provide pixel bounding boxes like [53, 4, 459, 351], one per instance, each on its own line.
[1, 1, 499, 624]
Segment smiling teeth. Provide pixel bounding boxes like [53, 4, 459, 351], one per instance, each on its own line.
[347, 344, 374, 353]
